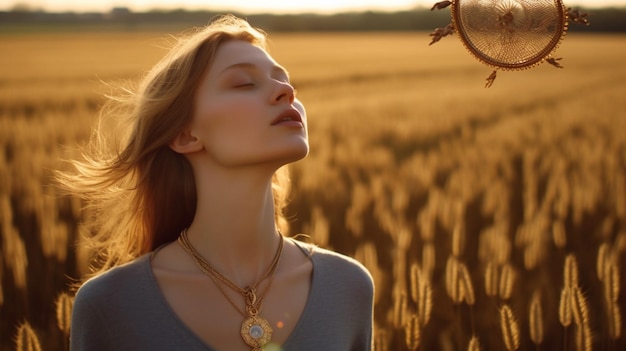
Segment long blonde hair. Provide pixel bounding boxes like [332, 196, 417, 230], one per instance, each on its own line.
[57, 15, 292, 275]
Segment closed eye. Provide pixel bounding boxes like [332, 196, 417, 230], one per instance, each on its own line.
[234, 82, 255, 88]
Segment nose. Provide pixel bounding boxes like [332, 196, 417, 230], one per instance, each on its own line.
[272, 80, 295, 104]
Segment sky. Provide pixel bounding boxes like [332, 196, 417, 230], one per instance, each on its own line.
[1, 0, 624, 14]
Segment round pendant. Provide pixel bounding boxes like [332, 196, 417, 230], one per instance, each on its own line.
[240, 316, 273, 348]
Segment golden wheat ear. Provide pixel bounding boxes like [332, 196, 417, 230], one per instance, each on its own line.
[608, 301, 622, 340]
[15, 321, 42, 351]
[499, 305, 520, 351]
[404, 313, 421, 351]
[498, 263, 515, 300]
[458, 262, 475, 306]
[570, 287, 590, 327]
[484, 261, 499, 297]
[55, 291, 74, 335]
[445, 255, 463, 304]
[559, 287, 573, 327]
[529, 291, 544, 346]
[409, 263, 433, 327]
[564, 254, 580, 289]
[602, 259, 619, 305]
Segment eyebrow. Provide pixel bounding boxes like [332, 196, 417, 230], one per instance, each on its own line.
[220, 62, 290, 79]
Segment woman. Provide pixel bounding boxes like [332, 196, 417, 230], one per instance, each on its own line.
[60, 15, 374, 351]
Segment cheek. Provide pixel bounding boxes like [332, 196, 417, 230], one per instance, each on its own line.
[191, 98, 261, 151]
[190, 100, 230, 147]
[193, 98, 240, 132]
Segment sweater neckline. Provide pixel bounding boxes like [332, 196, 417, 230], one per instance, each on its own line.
[144, 237, 319, 350]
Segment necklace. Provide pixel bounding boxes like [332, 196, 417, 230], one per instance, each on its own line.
[177, 229, 284, 351]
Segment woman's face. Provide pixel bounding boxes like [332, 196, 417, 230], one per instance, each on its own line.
[189, 40, 308, 169]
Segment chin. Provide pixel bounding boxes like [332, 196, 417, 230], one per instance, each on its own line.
[279, 141, 309, 165]
[286, 144, 309, 163]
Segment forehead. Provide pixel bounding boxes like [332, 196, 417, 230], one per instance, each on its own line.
[210, 40, 280, 74]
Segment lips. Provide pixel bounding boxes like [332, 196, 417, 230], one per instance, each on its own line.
[271, 108, 303, 126]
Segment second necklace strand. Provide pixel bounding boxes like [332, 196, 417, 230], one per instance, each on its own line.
[178, 229, 284, 350]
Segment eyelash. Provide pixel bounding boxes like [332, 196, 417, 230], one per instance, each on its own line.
[234, 83, 255, 88]
[233, 80, 294, 91]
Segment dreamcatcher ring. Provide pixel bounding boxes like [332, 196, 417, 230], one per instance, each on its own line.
[429, 0, 590, 87]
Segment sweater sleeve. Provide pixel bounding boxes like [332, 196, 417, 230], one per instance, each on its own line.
[311, 246, 375, 351]
[349, 258, 374, 351]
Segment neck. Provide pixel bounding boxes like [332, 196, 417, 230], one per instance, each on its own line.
[183, 164, 282, 287]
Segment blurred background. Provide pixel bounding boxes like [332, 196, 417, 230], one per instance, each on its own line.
[1, 0, 625, 350]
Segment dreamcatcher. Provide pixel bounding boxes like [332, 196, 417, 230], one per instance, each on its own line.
[428, 0, 590, 87]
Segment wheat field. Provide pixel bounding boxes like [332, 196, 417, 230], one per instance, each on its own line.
[0, 29, 625, 350]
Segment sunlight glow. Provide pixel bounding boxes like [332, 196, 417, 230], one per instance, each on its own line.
[3, 0, 622, 13]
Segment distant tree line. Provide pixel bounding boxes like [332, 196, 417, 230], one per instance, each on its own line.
[0, 7, 625, 33]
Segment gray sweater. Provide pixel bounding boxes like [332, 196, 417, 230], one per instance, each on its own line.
[70, 240, 374, 350]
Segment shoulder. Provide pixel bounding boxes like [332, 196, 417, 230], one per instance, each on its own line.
[74, 254, 153, 307]
[70, 254, 156, 349]
[285, 239, 374, 349]
[291, 238, 374, 291]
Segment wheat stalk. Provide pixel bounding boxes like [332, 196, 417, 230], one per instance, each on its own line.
[409, 262, 433, 326]
[499, 304, 520, 351]
[374, 327, 389, 351]
[393, 289, 408, 328]
[575, 324, 592, 351]
[15, 321, 42, 351]
[459, 262, 475, 306]
[467, 335, 481, 351]
[608, 301, 622, 340]
[602, 260, 619, 304]
[405, 313, 421, 351]
[529, 291, 544, 345]
[599, 256, 620, 345]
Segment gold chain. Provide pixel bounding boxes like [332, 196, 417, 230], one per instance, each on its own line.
[177, 229, 283, 349]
